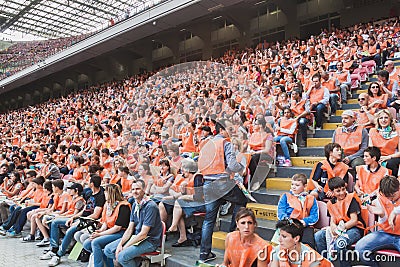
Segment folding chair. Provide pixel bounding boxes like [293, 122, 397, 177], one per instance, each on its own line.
[141, 221, 170, 266]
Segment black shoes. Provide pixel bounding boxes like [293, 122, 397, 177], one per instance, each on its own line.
[199, 252, 217, 263]
[172, 239, 192, 247]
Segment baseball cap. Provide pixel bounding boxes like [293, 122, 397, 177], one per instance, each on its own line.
[341, 110, 355, 117]
[67, 183, 83, 194]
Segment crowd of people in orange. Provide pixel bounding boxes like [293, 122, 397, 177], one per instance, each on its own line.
[0, 15, 399, 267]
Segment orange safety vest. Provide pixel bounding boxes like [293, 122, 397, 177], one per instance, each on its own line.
[334, 126, 363, 156]
[248, 132, 268, 151]
[377, 193, 400, 235]
[285, 193, 315, 220]
[322, 78, 337, 93]
[309, 87, 326, 104]
[101, 201, 131, 229]
[66, 196, 85, 215]
[333, 71, 349, 84]
[369, 128, 399, 156]
[307, 160, 349, 192]
[327, 192, 367, 230]
[121, 177, 133, 194]
[276, 244, 333, 267]
[277, 118, 297, 139]
[370, 94, 388, 109]
[290, 99, 306, 117]
[170, 174, 185, 193]
[225, 231, 269, 267]
[198, 137, 226, 176]
[40, 193, 52, 209]
[54, 192, 71, 211]
[356, 108, 376, 128]
[356, 165, 391, 195]
[181, 128, 196, 153]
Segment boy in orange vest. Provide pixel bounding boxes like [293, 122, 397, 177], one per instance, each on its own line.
[315, 177, 366, 267]
[277, 173, 319, 248]
[308, 143, 349, 201]
[355, 146, 391, 205]
[355, 175, 400, 267]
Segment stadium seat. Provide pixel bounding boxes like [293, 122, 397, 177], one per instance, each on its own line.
[141, 221, 170, 266]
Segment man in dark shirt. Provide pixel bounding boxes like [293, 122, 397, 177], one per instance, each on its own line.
[104, 179, 162, 267]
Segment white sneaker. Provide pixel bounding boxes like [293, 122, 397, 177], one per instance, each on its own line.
[40, 251, 55, 260]
[36, 238, 50, 247]
[219, 202, 231, 216]
[48, 255, 60, 267]
[316, 127, 322, 130]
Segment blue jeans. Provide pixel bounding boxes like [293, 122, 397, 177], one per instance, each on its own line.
[329, 93, 339, 114]
[49, 217, 69, 250]
[57, 224, 78, 256]
[274, 136, 293, 160]
[104, 238, 158, 267]
[315, 227, 363, 267]
[355, 230, 400, 267]
[2, 204, 21, 230]
[14, 205, 38, 233]
[83, 231, 124, 267]
[311, 103, 326, 128]
[298, 118, 308, 142]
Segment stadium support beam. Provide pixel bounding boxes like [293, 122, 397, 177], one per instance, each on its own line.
[272, 0, 299, 39]
[0, 0, 42, 33]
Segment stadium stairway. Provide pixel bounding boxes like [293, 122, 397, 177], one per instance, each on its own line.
[165, 59, 400, 266]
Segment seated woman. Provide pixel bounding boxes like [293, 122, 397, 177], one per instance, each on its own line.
[149, 159, 174, 203]
[369, 109, 400, 176]
[162, 159, 205, 247]
[263, 218, 333, 267]
[83, 184, 131, 267]
[367, 82, 389, 110]
[137, 163, 154, 195]
[217, 208, 269, 267]
[247, 117, 274, 191]
[273, 108, 297, 167]
[0, 171, 23, 199]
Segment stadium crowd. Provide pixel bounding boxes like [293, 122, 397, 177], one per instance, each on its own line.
[0, 16, 399, 267]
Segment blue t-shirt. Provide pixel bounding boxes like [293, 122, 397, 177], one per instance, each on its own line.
[130, 199, 162, 247]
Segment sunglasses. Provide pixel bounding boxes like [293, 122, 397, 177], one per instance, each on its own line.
[371, 86, 379, 88]
[358, 98, 365, 101]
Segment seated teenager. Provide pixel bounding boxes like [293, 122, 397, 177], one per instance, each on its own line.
[273, 108, 297, 167]
[307, 143, 349, 201]
[104, 180, 163, 267]
[314, 177, 366, 267]
[262, 218, 332, 267]
[355, 175, 400, 267]
[277, 173, 318, 248]
[24, 179, 70, 243]
[149, 159, 174, 203]
[217, 208, 269, 267]
[355, 146, 391, 204]
[40, 183, 86, 266]
[0, 176, 48, 237]
[82, 184, 131, 267]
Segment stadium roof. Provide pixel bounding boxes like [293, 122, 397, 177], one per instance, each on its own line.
[0, 0, 161, 39]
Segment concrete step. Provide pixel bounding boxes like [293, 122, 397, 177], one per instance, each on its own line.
[219, 216, 276, 241]
[356, 89, 367, 95]
[251, 188, 284, 205]
[212, 231, 227, 250]
[328, 116, 342, 123]
[297, 147, 324, 156]
[291, 156, 325, 167]
[342, 103, 360, 109]
[247, 203, 278, 221]
[266, 177, 292, 190]
[347, 99, 359, 104]
[165, 241, 224, 266]
[336, 109, 357, 116]
[275, 166, 312, 178]
[307, 137, 331, 147]
[323, 122, 341, 130]
[314, 129, 334, 138]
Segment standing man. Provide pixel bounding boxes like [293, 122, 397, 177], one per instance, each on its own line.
[332, 110, 368, 168]
[198, 119, 247, 263]
[104, 180, 162, 267]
